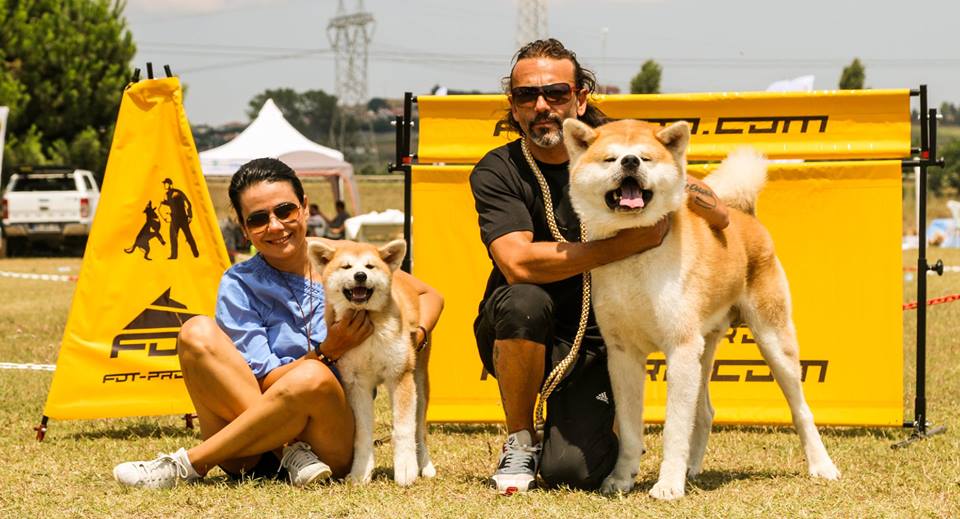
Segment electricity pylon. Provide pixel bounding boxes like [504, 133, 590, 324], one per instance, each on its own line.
[516, 0, 547, 49]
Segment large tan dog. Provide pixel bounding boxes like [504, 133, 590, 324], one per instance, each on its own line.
[562, 119, 840, 500]
[308, 238, 434, 486]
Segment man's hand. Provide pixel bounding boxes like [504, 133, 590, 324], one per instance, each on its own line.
[685, 177, 729, 230]
[611, 216, 671, 252]
[321, 309, 373, 359]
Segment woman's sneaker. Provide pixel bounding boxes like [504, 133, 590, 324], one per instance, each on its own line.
[491, 430, 541, 494]
[112, 448, 201, 489]
[280, 442, 332, 487]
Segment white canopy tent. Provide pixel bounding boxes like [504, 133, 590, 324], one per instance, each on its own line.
[199, 99, 360, 212]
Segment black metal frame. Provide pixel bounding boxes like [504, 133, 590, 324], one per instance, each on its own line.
[394, 88, 948, 447]
[388, 92, 415, 273]
[894, 85, 947, 448]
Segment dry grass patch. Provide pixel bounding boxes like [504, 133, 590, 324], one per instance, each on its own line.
[0, 245, 958, 517]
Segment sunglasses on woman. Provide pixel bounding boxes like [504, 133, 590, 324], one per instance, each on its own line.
[244, 202, 301, 233]
[510, 83, 576, 106]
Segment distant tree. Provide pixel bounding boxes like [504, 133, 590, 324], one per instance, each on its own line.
[366, 97, 390, 112]
[0, 0, 136, 178]
[930, 138, 960, 195]
[940, 102, 959, 125]
[630, 60, 662, 94]
[839, 58, 865, 90]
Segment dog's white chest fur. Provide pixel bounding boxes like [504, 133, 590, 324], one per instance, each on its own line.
[336, 313, 408, 387]
[590, 235, 704, 353]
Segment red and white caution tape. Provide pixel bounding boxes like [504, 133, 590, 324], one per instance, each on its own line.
[0, 362, 55, 371]
[903, 293, 960, 310]
[903, 265, 960, 273]
[0, 271, 77, 282]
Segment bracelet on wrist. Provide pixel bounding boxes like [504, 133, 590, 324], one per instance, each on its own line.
[314, 341, 337, 366]
[416, 325, 429, 352]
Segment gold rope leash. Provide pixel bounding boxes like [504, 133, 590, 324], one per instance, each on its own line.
[521, 139, 592, 438]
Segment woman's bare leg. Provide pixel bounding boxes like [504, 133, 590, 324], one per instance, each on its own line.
[184, 359, 355, 476]
[178, 316, 355, 476]
[178, 316, 263, 475]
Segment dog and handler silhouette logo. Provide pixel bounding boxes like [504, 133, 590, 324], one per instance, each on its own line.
[124, 178, 199, 260]
[40, 76, 230, 429]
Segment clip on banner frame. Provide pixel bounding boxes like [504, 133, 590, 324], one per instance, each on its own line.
[389, 86, 946, 448]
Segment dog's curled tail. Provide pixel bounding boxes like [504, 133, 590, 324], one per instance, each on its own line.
[702, 146, 767, 215]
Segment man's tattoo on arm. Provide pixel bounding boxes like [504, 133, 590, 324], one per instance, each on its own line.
[686, 182, 718, 210]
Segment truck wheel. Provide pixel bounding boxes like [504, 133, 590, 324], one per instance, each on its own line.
[5, 237, 27, 257]
[66, 236, 88, 257]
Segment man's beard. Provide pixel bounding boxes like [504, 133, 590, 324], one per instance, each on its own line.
[527, 112, 564, 148]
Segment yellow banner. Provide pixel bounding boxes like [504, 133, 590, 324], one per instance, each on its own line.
[417, 90, 911, 164]
[413, 160, 903, 426]
[43, 78, 229, 420]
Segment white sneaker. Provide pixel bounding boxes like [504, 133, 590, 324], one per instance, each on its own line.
[280, 442, 332, 487]
[491, 430, 541, 494]
[113, 448, 201, 489]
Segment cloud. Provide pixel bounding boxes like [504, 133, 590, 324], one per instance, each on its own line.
[125, 0, 285, 15]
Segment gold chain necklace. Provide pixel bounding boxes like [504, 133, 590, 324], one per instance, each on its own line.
[275, 260, 316, 352]
[521, 138, 592, 438]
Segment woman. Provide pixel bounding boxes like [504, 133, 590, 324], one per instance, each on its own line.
[113, 158, 444, 488]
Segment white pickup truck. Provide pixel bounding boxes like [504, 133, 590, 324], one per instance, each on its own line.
[1, 167, 100, 255]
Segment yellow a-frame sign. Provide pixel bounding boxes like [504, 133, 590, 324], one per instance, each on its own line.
[40, 77, 229, 434]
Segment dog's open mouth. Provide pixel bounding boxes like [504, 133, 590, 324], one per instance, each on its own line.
[605, 176, 654, 211]
[343, 286, 374, 304]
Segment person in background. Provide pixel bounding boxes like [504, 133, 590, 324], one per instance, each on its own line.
[218, 215, 244, 263]
[307, 203, 327, 238]
[324, 200, 350, 240]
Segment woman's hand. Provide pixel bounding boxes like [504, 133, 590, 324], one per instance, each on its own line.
[320, 309, 373, 360]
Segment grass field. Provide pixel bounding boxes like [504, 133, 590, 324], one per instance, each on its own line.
[1, 197, 959, 517]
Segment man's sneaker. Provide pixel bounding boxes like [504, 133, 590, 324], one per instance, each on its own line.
[280, 442, 332, 487]
[491, 430, 541, 494]
[112, 448, 201, 489]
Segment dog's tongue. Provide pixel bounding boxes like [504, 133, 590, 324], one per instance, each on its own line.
[352, 287, 368, 299]
[619, 180, 645, 209]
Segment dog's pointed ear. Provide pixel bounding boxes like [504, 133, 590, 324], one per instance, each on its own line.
[563, 118, 598, 165]
[307, 239, 338, 271]
[379, 239, 407, 272]
[656, 121, 690, 163]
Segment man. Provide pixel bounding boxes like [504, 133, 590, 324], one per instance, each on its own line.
[161, 178, 199, 259]
[323, 200, 350, 240]
[469, 39, 728, 493]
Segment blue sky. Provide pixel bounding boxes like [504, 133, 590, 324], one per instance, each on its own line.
[126, 0, 960, 125]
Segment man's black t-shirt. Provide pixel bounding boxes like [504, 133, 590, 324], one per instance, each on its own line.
[469, 139, 603, 350]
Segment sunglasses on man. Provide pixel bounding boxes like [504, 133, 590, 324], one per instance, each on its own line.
[244, 202, 301, 233]
[510, 83, 578, 107]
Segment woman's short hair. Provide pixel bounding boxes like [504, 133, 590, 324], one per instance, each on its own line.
[228, 158, 305, 225]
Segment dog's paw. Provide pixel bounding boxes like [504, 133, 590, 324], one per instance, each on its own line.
[420, 460, 436, 479]
[649, 478, 685, 501]
[686, 464, 703, 479]
[809, 460, 841, 480]
[600, 473, 635, 496]
[346, 467, 373, 485]
[393, 456, 419, 486]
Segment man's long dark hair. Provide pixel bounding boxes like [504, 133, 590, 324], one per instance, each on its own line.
[499, 38, 608, 135]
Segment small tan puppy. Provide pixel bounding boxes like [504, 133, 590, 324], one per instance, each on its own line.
[563, 118, 839, 500]
[308, 238, 434, 486]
